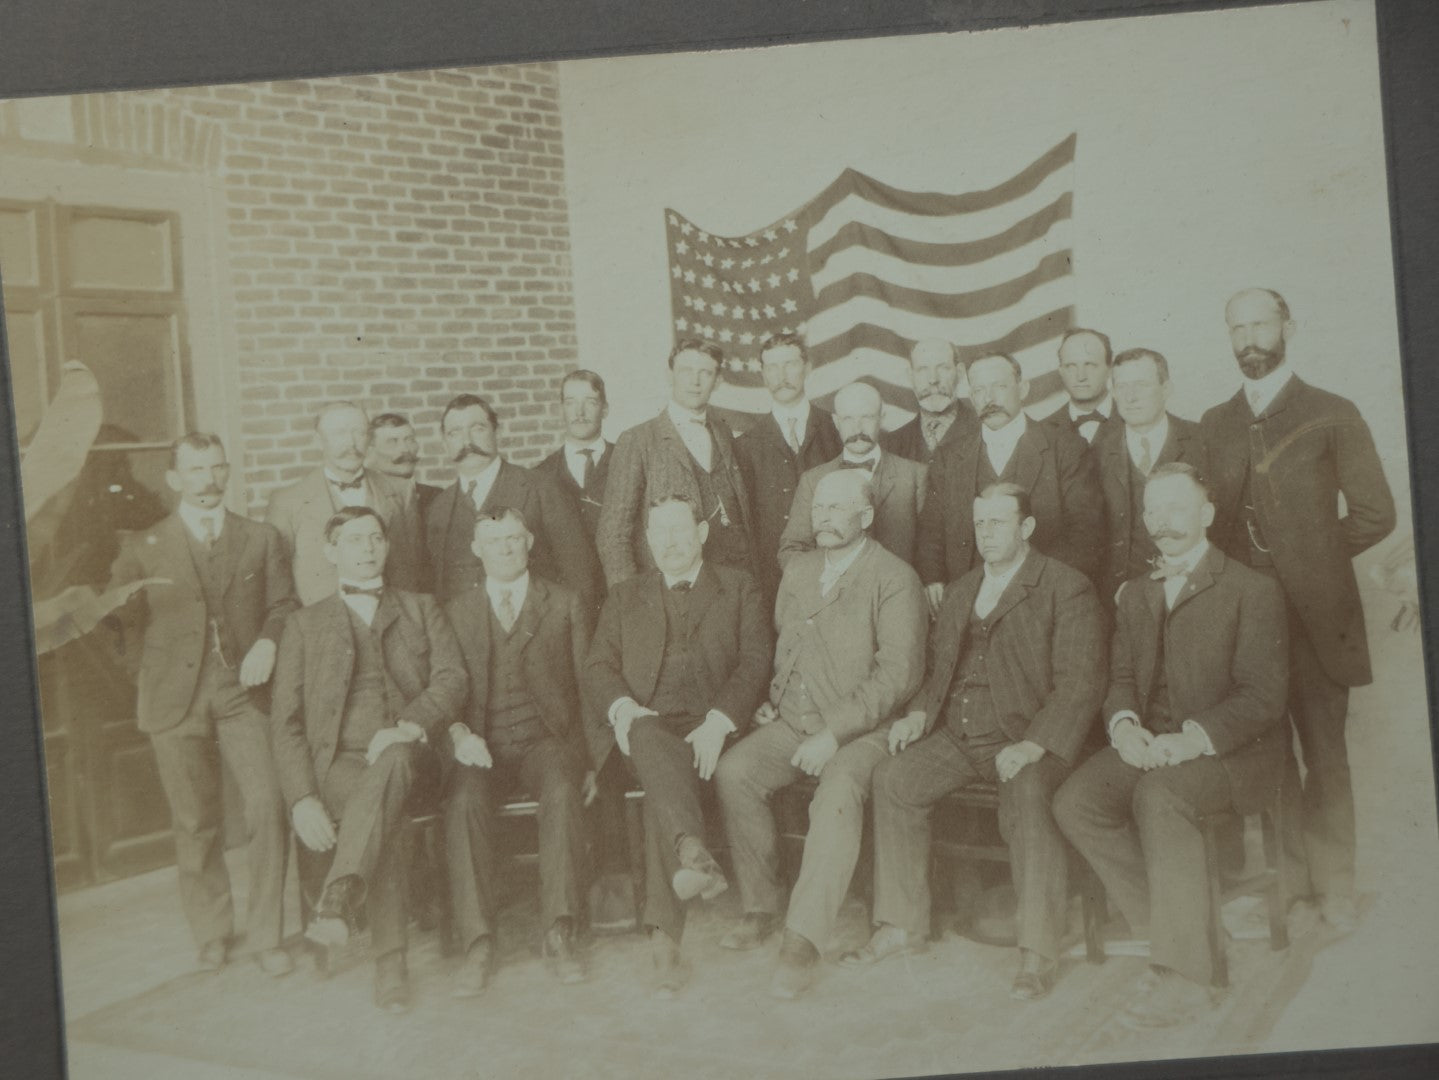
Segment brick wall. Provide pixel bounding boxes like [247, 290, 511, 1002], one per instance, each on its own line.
[10, 65, 579, 511]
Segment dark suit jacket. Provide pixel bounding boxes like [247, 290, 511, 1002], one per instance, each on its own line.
[735, 408, 842, 596]
[1201, 376, 1395, 686]
[270, 589, 467, 805]
[444, 575, 592, 762]
[597, 410, 754, 586]
[906, 551, 1105, 766]
[881, 401, 980, 464]
[915, 417, 1104, 587]
[109, 512, 298, 734]
[424, 460, 602, 614]
[264, 468, 424, 606]
[1094, 415, 1208, 601]
[535, 441, 614, 541]
[416, 481, 444, 521]
[582, 562, 772, 768]
[1038, 400, 1122, 445]
[1107, 545, 1290, 813]
[777, 452, 927, 569]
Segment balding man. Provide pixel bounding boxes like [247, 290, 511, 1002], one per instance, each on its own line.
[916, 353, 1104, 610]
[882, 338, 979, 464]
[715, 468, 927, 1000]
[778, 381, 927, 569]
[1200, 287, 1395, 933]
[1040, 329, 1120, 445]
[266, 401, 425, 606]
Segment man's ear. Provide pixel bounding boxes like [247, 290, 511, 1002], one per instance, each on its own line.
[164, 470, 182, 495]
[1201, 502, 1216, 530]
[696, 519, 710, 547]
[1020, 515, 1037, 541]
[860, 506, 876, 532]
[323, 541, 339, 568]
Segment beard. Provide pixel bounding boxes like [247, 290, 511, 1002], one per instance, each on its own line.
[1236, 343, 1284, 380]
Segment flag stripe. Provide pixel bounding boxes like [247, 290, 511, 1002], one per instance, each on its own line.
[812, 250, 1072, 320]
[807, 306, 1076, 369]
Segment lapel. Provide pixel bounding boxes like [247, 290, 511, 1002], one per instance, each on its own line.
[478, 460, 520, 517]
[685, 563, 722, 642]
[318, 595, 358, 726]
[1250, 373, 1301, 424]
[430, 481, 463, 550]
[951, 427, 984, 499]
[801, 540, 872, 620]
[510, 576, 545, 657]
[635, 571, 667, 693]
[371, 589, 404, 661]
[549, 449, 582, 496]
[1100, 424, 1130, 497]
[301, 468, 339, 524]
[1005, 422, 1046, 492]
[984, 549, 1043, 628]
[656, 411, 689, 467]
[798, 409, 825, 457]
[1154, 417, 1182, 468]
[213, 512, 249, 598]
[762, 412, 798, 463]
[1167, 544, 1221, 618]
[931, 568, 983, 699]
[155, 515, 203, 595]
[869, 453, 896, 512]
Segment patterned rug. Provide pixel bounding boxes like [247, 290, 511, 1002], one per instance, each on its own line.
[67, 885, 1350, 1080]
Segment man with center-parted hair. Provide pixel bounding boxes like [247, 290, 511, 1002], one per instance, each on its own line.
[442, 506, 595, 993]
[851, 481, 1105, 1002]
[424, 392, 601, 613]
[881, 338, 980, 464]
[596, 338, 756, 587]
[1055, 462, 1291, 1028]
[270, 506, 467, 1012]
[368, 411, 444, 521]
[582, 494, 772, 998]
[535, 369, 615, 545]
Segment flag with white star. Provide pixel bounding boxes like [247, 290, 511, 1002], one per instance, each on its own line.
[665, 134, 1078, 423]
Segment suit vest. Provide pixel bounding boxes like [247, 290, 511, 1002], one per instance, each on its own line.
[339, 606, 404, 752]
[940, 607, 1002, 740]
[650, 584, 704, 717]
[684, 435, 749, 568]
[185, 524, 240, 666]
[485, 606, 547, 751]
[441, 489, 486, 598]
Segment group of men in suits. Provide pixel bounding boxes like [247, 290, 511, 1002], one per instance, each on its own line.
[106, 285, 1396, 1028]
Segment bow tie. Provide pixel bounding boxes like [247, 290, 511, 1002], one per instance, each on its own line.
[342, 584, 383, 598]
[331, 474, 365, 492]
[1073, 411, 1106, 427]
[840, 458, 875, 472]
[1148, 557, 1190, 581]
[669, 580, 693, 593]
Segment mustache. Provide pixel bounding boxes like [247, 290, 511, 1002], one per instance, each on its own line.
[979, 403, 1008, 419]
[843, 432, 875, 448]
[1239, 346, 1278, 360]
[1148, 528, 1185, 541]
[390, 453, 419, 466]
[196, 486, 224, 496]
[453, 443, 493, 462]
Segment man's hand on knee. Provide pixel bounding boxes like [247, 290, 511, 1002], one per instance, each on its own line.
[790, 729, 839, 777]
[996, 740, 1045, 782]
[291, 795, 337, 852]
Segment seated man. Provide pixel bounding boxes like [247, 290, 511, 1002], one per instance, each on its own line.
[715, 468, 927, 1000]
[443, 508, 594, 993]
[1055, 463, 1290, 1028]
[583, 494, 772, 997]
[271, 507, 467, 1012]
[854, 482, 1105, 1001]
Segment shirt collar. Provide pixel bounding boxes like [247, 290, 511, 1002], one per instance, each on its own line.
[1069, 396, 1113, 420]
[662, 561, 703, 590]
[1126, 414, 1169, 453]
[771, 398, 811, 428]
[324, 467, 367, 487]
[338, 575, 384, 592]
[982, 545, 1029, 589]
[918, 401, 958, 420]
[485, 571, 530, 607]
[177, 502, 225, 539]
[821, 537, 868, 581]
[460, 455, 502, 490]
[1165, 538, 1210, 575]
[667, 400, 708, 428]
[566, 437, 606, 458]
[1243, 362, 1294, 415]
[980, 410, 1027, 449]
[841, 445, 882, 466]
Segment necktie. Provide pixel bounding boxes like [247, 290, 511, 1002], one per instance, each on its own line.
[670, 580, 692, 593]
[840, 458, 875, 472]
[578, 448, 595, 490]
[923, 417, 944, 449]
[465, 476, 485, 509]
[1148, 557, 1188, 581]
[200, 516, 217, 549]
[332, 474, 364, 492]
[342, 584, 383, 598]
[1073, 411, 1105, 427]
[1247, 390, 1263, 416]
[497, 588, 517, 631]
[1137, 435, 1153, 475]
[785, 416, 801, 454]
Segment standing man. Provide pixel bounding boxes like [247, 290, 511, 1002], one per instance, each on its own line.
[882, 338, 979, 464]
[535, 369, 613, 544]
[266, 400, 424, 605]
[1056, 463, 1291, 1027]
[443, 508, 594, 992]
[734, 333, 842, 600]
[108, 433, 296, 976]
[778, 380, 927, 568]
[597, 339, 755, 586]
[1201, 287, 1395, 931]
[1040, 329, 1118, 445]
[271, 506, 467, 1012]
[368, 412, 444, 521]
[851, 482, 1104, 1001]
[715, 468, 927, 1000]
[916, 353, 1104, 610]
[583, 495, 772, 997]
[1094, 348, 1208, 603]
[424, 393, 601, 613]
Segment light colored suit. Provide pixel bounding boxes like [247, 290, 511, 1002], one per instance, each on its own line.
[777, 452, 927, 570]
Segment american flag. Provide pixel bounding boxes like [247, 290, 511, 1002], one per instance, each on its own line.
[665, 134, 1077, 425]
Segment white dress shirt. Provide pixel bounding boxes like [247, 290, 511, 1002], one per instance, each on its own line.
[667, 401, 714, 472]
[564, 439, 606, 489]
[661, 561, 703, 591]
[1125, 414, 1170, 475]
[460, 455, 503, 511]
[325, 468, 372, 508]
[974, 548, 1027, 619]
[1069, 396, 1113, 444]
[771, 399, 812, 454]
[981, 411, 1028, 476]
[819, 537, 867, 597]
[178, 502, 226, 545]
[338, 575, 385, 626]
[486, 572, 530, 629]
[1243, 362, 1294, 417]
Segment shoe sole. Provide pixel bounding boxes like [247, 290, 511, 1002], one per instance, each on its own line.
[671, 868, 728, 902]
[305, 917, 351, 948]
[839, 944, 924, 968]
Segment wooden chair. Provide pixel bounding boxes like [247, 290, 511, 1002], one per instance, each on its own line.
[1197, 791, 1289, 988]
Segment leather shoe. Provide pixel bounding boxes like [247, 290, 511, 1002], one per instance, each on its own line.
[373, 951, 410, 1014]
[306, 873, 366, 948]
[452, 936, 495, 998]
[770, 929, 819, 1000]
[197, 938, 228, 971]
[839, 924, 926, 967]
[256, 947, 294, 978]
[671, 834, 728, 902]
[720, 912, 779, 951]
[1121, 967, 1220, 1029]
[1320, 893, 1358, 935]
[650, 929, 690, 999]
[1009, 948, 1058, 1001]
[544, 920, 585, 985]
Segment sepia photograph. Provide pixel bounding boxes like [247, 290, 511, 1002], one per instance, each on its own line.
[1, 0, 1437, 1077]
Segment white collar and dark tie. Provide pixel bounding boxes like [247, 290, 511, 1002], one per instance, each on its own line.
[839, 447, 881, 472]
[1126, 415, 1170, 476]
[819, 537, 867, 597]
[981, 411, 1027, 476]
[1069, 396, 1112, 444]
[662, 562, 703, 592]
[339, 576, 385, 625]
[1243, 363, 1294, 418]
[1151, 538, 1210, 608]
[772, 399, 812, 455]
[565, 439, 605, 489]
[178, 503, 226, 546]
[975, 547, 1027, 619]
[486, 572, 530, 632]
[666, 401, 714, 472]
[920, 405, 958, 451]
[460, 455, 503, 510]
[325, 468, 370, 507]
